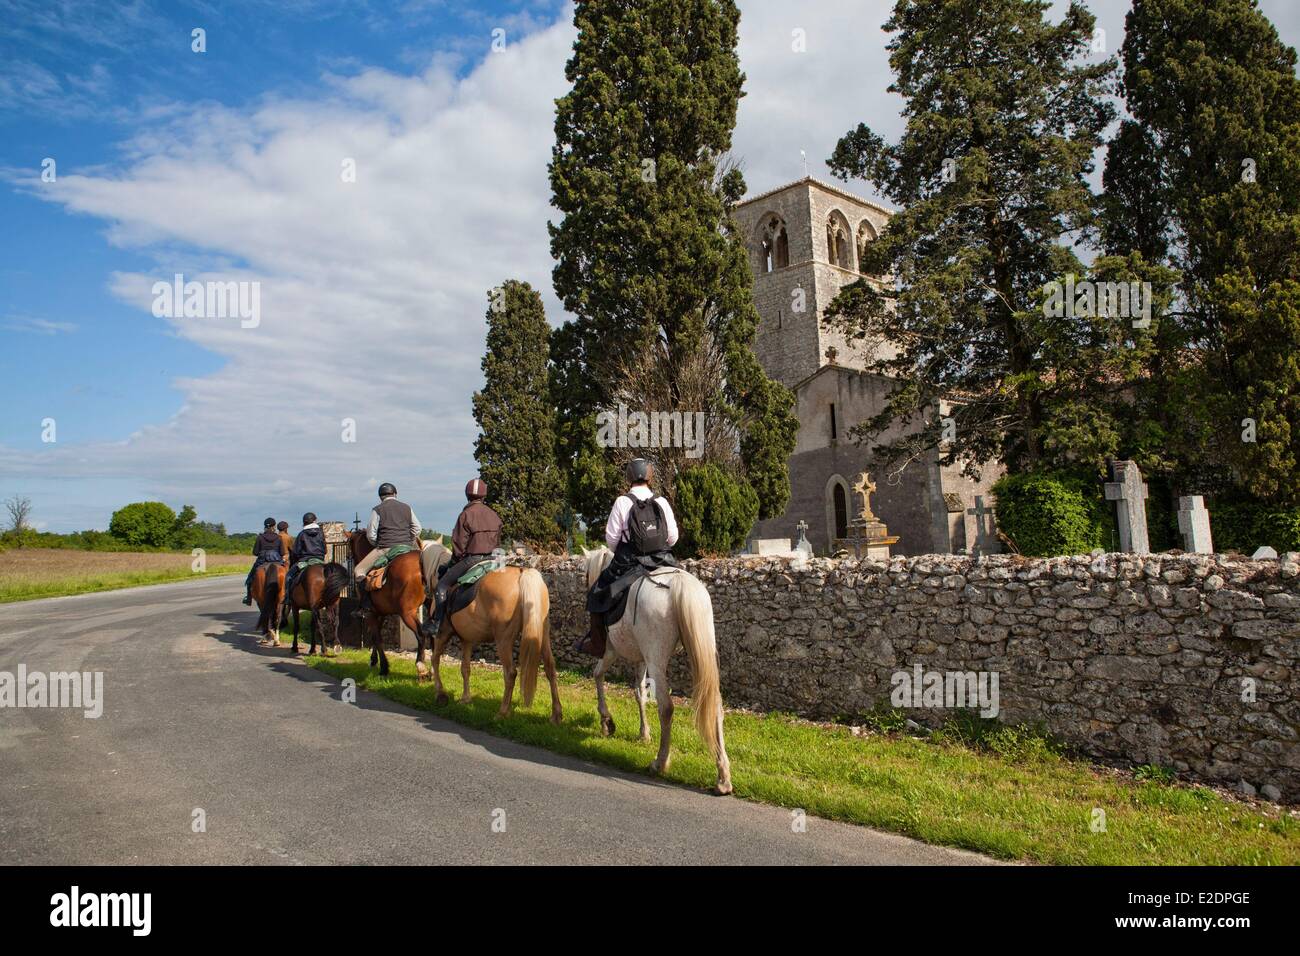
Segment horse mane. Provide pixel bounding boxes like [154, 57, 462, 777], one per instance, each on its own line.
[583, 547, 613, 587]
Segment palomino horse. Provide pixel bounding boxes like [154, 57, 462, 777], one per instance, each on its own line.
[415, 542, 562, 724]
[345, 532, 442, 676]
[280, 561, 351, 656]
[583, 548, 732, 794]
[251, 561, 287, 646]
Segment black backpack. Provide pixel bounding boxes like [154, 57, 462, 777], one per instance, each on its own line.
[624, 494, 669, 555]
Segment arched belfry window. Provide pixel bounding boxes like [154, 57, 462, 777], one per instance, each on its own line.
[826, 210, 852, 270]
[758, 215, 789, 273]
[856, 219, 878, 274]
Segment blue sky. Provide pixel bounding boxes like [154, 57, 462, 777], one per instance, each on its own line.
[2, 0, 1298, 535]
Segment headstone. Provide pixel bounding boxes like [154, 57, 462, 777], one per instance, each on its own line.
[1176, 496, 1214, 554]
[965, 495, 994, 557]
[834, 470, 899, 559]
[1103, 460, 1150, 554]
[1252, 546, 1279, 560]
[794, 520, 814, 559]
[751, 537, 796, 557]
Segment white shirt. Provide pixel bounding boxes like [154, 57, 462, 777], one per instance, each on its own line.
[605, 485, 678, 552]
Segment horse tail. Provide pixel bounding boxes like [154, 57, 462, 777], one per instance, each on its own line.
[263, 569, 283, 626]
[516, 567, 548, 708]
[321, 562, 351, 606]
[670, 572, 722, 760]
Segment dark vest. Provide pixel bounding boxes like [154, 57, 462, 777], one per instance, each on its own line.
[373, 498, 416, 550]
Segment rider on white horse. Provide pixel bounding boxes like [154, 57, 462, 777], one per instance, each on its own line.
[578, 458, 678, 656]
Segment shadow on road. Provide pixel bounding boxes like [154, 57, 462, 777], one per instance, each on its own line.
[199, 609, 687, 795]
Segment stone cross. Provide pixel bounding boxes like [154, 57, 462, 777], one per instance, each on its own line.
[795, 519, 813, 558]
[966, 495, 993, 557]
[1176, 496, 1214, 554]
[825, 346, 839, 365]
[852, 471, 878, 521]
[1104, 460, 1150, 554]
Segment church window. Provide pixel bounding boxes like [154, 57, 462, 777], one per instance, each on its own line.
[856, 219, 878, 274]
[829, 403, 838, 440]
[759, 215, 789, 273]
[826, 210, 852, 269]
[833, 483, 848, 539]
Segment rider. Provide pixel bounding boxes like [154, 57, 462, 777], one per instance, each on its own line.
[284, 512, 326, 598]
[353, 483, 423, 617]
[421, 478, 502, 637]
[577, 458, 678, 656]
[243, 517, 287, 605]
[276, 521, 293, 566]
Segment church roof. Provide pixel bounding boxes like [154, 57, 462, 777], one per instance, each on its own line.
[737, 175, 895, 218]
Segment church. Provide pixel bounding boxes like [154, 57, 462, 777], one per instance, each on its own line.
[734, 177, 1003, 557]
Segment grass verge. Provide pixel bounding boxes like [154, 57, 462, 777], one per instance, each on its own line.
[304, 647, 1300, 865]
[0, 548, 247, 603]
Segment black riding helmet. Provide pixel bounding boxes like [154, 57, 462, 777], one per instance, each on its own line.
[378, 482, 397, 498]
[263, 517, 275, 529]
[302, 512, 316, 524]
[625, 458, 651, 484]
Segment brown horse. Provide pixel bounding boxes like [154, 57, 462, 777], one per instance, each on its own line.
[415, 542, 562, 724]
[251, 561, 287, 645]
[279, 561, 351, 656]
[346, 532, 439, 676]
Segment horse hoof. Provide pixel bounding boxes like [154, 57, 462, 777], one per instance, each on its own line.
[551, 710, 563, 726]
[600, 716, 616, 737]
[436, 692, 449, 705]
[714, 781, 734, 796]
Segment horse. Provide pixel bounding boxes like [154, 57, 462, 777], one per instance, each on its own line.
[346, 531, 442, 676]
[415, 542, 562, 725]
[582, 547, 732, 794]
[251, 561, 287, 646]
[279, 561, 351, 656]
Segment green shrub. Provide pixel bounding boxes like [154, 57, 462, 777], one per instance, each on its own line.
[1208, 500, 1300, 553]
[992, 471, 1113, 556]
[673, 463, 759, 558]
[108, 502, 177, 548]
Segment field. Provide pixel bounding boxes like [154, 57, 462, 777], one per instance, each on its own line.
[0, 548, 248, 603]
[306, 646, 1300, 866]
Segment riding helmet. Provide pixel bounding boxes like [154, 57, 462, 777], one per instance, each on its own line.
[625, 458, 651, 483]
[263, 517, 276, 528]
[302, 512, 316, 525]
[378, 482, 397, 498]
[465, 478, 487, 501]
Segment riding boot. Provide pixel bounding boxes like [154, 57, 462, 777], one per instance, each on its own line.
[242, 587, 252, 606]
[576, 612, 607, 657]
[420, 589, 447, 639]
[352, 587, 372, 620]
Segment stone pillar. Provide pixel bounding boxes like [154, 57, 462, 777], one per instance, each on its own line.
[1177, 496, 1214, 554]
[1104, 460, 1150, 554]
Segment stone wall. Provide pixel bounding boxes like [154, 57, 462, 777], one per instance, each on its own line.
[493, 551, 1300, 802]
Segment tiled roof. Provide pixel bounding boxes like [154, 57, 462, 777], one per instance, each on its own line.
[737, 175, 895, 217]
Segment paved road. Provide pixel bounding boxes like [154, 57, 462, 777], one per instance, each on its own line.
[0, 577, 996, 865]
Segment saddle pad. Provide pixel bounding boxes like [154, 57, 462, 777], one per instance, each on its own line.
[456, 559, 496, 587]
[371, 544, 415, 571]
[295, 557, 324, 571]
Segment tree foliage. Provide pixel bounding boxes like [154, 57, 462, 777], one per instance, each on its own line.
[472, 280, 566, 550]
[108, 502, 178, 548]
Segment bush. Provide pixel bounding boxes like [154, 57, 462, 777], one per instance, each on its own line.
[108, 502, 177, 548]
[992, 471, 1113, 556]
[1208, 500, 1300, 554]
[673, 463, 759, 558]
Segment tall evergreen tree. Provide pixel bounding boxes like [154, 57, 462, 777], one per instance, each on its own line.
[548, 0, 797, 526]
[1104, 0, 1300, 504]
[823, 0, 1126, 477]
[472, 280, 565, 549]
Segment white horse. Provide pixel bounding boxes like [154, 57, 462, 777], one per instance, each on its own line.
[583, 548, 732, 795]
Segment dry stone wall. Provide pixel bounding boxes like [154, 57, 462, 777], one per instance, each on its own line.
[486, 551, 1300, 802]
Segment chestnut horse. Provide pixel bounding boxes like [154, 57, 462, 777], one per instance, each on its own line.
[280, 561, 351, 656]
[345, 532, 441, 676]
[251, 561, 287, 645]
[415, 542, 562, 724]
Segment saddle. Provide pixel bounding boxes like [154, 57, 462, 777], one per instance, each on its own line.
[445, 559, 499, 618]
[604, 565, 676, 628]
[364, 545, 416, 592]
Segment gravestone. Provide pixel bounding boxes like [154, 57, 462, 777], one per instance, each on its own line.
[834, 471, 899, 559]
[750, 537, 796, 557]
[1176, 496, 1214, 554]
[965, 495, 994, 557]
[794, 520, 814, 560]
[1104, 460, 1150, 554]
[1252, 546, 1279, 560]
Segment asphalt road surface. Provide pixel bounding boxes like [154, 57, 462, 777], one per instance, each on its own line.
[0, 577, 997, 865]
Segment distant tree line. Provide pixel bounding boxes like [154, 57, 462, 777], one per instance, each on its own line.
[1, 496, 257, 554]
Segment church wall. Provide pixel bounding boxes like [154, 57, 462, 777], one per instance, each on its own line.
[750, 261, 822, 388]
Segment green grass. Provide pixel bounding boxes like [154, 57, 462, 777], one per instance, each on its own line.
[304, 648, 1300, 865]
[0, 563, 245, 604]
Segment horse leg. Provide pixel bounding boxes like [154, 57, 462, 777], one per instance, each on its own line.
[540, 618, 562, 726]
[593, 649, 616, 738]
[414, 606, 430, 683]
[496, 627, 516, 718]
[648, 661, 673, 775]
[633, 662, 651, 743]
[375, 616, 389, 676]
[430, 628, 452, 705]
[460, 641, 474, 706]
[291, 607, 301, 655]
[713, 700, 733, 795]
